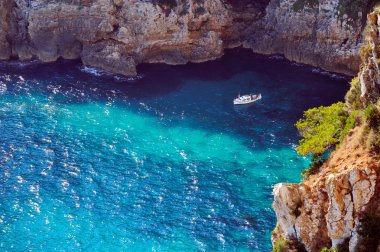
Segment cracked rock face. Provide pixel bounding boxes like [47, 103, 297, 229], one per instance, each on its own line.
[273, 8, 380, 251]
[245, 0, 366, 76]
[0, 0, 373, 75]
[273, 167, 377, 252]
[272, 125, 380, 251]
[359, 12, 380, 104]
[1, 0, 232, 76]
[273, 183, 330, 252]
[326, 168, 377, 251]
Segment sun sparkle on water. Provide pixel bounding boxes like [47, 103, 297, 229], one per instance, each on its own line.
[0, 50, 348, 251]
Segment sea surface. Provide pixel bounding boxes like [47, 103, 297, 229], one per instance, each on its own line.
[0, 49, 349, 251]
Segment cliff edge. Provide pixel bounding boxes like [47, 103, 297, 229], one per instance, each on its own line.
[272, 7, 380, 252]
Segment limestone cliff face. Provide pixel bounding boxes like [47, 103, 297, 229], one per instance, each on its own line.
[245, 0, 367, 76]
[272, 126, 380, 251]
[360, 11, 380, 104]
[0, 0, 232, 76]
[0, 0, 374, 76]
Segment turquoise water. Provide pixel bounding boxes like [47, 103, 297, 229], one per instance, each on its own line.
[0, 50, 348, 251]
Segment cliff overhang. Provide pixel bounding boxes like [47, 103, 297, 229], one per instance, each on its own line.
[0, 0, 373, 76]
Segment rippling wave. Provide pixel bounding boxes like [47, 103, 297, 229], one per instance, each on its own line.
[0, 50, 348, 251]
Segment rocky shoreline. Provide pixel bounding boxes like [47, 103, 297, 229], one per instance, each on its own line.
[2, 1, 380, 251]
[0, 0, 374, 76]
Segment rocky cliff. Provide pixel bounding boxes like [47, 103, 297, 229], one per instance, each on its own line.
[272, 7, 380, 252]
[272, 127, 380, 251]
[0, 0, 375, 76]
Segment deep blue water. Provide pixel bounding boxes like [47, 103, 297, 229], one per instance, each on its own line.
[0, 49, 348, 251]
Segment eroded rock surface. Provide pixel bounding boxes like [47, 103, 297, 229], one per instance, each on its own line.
[246, 0, 366, 76]
[359, 11, 380, 104]
[0, 0, 374, 76]
[272, 125, 380, 251]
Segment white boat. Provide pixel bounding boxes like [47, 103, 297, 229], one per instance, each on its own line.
[233, 93, 262, 105]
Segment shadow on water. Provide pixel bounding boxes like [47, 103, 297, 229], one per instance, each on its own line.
[0, 48, 351, 150]
[0, 48, 352, 252]
[0, 48, 350, 100]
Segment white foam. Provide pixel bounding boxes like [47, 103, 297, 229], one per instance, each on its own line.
[16, 175, 25, 184]
[79, 65, 144, 81]
[269, 55, 285, 60]
[0, 59, 41, 69]
[291, 62, 304, 67]
[114, 74, 144, 82]
[80, 66, 104, 76]
[311, 67, 346, 80]
[216, 233, 225, 246]
[0, 81, 7, 93]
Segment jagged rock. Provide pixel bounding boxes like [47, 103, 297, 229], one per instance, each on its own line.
[273, 8, 380, 251]
[81, 40, 137, 76]
[0, 0, 13, 60]
[273, 166, 378, 252]
[359, 12, 380, 104]
[245, 0, 365, 76]
[273, 183, 330, 251]
[272, 126, 380, 252]
[0, 0, 373, 76]
[272, 183, 302, 238]
[326, 168, 376, 251]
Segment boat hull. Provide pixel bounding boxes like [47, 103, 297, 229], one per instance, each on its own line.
[233, 94, 261, 105]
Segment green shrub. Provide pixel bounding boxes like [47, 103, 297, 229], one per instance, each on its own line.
[272, 237, 307, 252]
[273, 237, 287, 252]
[345, 77, 363, 110]
[321, 247, 337, 252]
[340, 110, 360, 142]
[360, 125, 371, 145]
[360, 44, 372, 63]
[367, 128, 380, 153]
[362, 104, 380, 152]
[301, 154, 327, 177]
[295, 102, 348, 156]
[320, 238, 348, 251]
[364, 104, 380, 127]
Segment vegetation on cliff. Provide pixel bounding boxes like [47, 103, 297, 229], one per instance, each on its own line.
[362, 104, 380, 152]
[294, 102, 359, 177]
[295, 102, 349, 156]
[277, 5, 380, 252]
[272, 237, 307, 252]
[345, 77, 362, 109]
[295, 4, 380, 179]
[296, 81, 380, 178]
